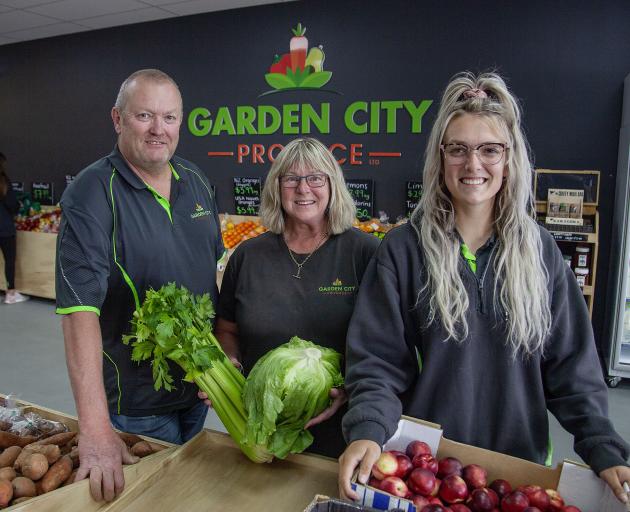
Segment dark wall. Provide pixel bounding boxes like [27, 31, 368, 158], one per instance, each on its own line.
[1, 0, 629, 350]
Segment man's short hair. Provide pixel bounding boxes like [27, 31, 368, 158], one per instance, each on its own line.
[114, 69, 182, 111]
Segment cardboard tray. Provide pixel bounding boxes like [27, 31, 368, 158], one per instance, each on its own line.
[352, 416, 626, 512]
[100, 429, 340, 512]
[1, 394, 174, 511]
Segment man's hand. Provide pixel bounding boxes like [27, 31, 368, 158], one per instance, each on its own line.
[74, 427, 139, 502]
[304, 387, 348, 429]
[338, 440, 381, 501]
[599, 465, 630, 504]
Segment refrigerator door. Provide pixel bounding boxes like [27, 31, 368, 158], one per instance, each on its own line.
[606, 73, 630, 380]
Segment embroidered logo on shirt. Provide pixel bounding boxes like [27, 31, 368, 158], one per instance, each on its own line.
[190, 203, 212, 219]
[318, 278, 355, 295]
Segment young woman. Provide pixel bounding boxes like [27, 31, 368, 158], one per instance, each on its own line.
[338, 72, 630, 503]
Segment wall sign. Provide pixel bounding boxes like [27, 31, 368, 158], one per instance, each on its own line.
[11, 182, 24, 193]
[31, 182, 54, 205]
[405, 181, 423, 217]
[346, 179, 374, 220]
[233, 177, 261, 215]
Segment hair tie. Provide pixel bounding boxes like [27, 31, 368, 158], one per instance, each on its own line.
[462, 88, 488, 99]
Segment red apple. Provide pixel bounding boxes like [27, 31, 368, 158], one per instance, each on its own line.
[450, 505, 472, 512]
[429, 496, 444, 505]
[545, 489, 565, 512]
[407, 440, 433, 459]
[372, 451, 399, 480]
[469, 488, 499, 511]
[408, 468, 437, 496]
[379, 476, 409, 498]
[414, 453, 439, 474]
[368, 477, 382, 490]
[394, 453, 413, 479]
[562, 507, 581, 512]
[438, 457, 464, 479]
[522, 508, 542, 512]
[489, 479, 512, 500]
[462, 464, 488, 490]
[517, 486, 550, 511]
[440, 475, 469, 504]
[420, 506, 446, 512]
[411, 494, 431, 509]
[431, 478, 442, 497]
[501, 491, 530, 512]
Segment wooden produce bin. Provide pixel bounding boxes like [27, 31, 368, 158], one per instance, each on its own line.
[0, 231, 56, 299]
[100, 429, 339, 512]
[0, 394, 174, 511]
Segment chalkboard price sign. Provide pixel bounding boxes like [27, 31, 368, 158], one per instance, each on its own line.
[346, 179, 374, 221]
[11, 182, 24, 193]
[233, 177, 261, 216]
[405, 181, 423, 216]
[32, 182, 54, 205]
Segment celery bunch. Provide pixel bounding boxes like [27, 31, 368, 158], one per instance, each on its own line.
[122, 282, 272, 463]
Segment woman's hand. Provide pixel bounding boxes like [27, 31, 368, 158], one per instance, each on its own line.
[198, 357, 242, 407]
[304, 387, 348, 429]
[338, 440, 381, 501]
[599, 465, 630, 504]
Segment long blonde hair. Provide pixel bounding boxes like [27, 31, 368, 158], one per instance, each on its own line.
[411, 72, 551, 356]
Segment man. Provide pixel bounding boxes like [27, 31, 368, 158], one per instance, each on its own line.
[56, 69, 224, 501]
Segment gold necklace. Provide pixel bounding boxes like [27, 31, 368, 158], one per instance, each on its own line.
[284, 232, 328, 279]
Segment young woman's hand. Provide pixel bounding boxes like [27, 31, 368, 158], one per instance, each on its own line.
[599, 465, 630, 504]
[338, 440, 381, 500]
[304, 387, 347, 429]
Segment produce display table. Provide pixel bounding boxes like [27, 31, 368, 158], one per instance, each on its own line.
[0, 231, 56, 299]
[100, 430, 339, 512]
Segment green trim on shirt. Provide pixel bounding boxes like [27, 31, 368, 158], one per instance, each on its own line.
[545, 435, 554, 467]
[460, 243, 477, 273]
[143, 163, 179, 223]
[56, 305, 101, 315]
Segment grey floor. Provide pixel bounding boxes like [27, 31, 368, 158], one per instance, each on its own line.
[1, 297, 629, 467]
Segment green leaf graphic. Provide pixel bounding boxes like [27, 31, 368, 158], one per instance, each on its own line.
[265, 73, 295, 89]
[299, 71, 332, 88]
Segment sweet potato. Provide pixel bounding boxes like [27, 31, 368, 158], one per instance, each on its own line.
[40, 455, 72, 493]
[33, 432, 76, 447]
[14, 444, 60, 470]
[69, 446, 79, 468]
[21, 453, 49, 481]
[0, 468, 16, 481]
[11, 477, 36, 499]
[62, 468, 77, 487]
[117, 432, 143, 447]
[0, 446, 21, 468]
[0, 479, 13, 507]
[130, 441, 153, 457]
[0, 432, 36, 449]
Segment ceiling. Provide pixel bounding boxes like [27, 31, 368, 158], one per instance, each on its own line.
[0, 0, 293, 46]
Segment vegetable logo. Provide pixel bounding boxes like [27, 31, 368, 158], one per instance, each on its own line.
[333, 278, 342, 286]
[263, 23, 334, 95]
[194, 203, 204, 212]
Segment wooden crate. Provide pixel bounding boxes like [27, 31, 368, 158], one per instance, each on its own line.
[101, 429, 339, 512]
[0, 395, 174, 511]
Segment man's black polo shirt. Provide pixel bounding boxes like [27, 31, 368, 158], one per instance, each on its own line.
[56, 147, 224, 416]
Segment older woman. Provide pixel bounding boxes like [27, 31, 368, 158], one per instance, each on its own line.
[215, 137, 379, 458]
[338, 72, 630, 502]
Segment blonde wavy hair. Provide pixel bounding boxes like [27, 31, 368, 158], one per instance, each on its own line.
[411, 71, 552, 356]
[260, 138, 357, 234]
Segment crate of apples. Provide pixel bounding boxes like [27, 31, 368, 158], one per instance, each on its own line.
[221, 220, 266, 249]
[368, 439, 583, 512]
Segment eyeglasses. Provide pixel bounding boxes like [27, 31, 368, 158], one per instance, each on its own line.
[279, 174, 328, 188]
[440, 143, 509, 165]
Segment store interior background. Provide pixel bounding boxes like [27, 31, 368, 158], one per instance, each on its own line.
[1, 0, 630, 464]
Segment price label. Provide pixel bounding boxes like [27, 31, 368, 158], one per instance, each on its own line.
[11, 181, 24, 193]
[32, 182, 54, 205]
[65, 175, 76, 188]
[233, 177, 261, 216]
[405, 181, 423, 217]
[346, 179, 374, 221]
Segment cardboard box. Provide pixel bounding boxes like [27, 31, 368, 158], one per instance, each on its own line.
[0, 394, 174, 511]
[351, 416, 626, 512]
[99, 429, 340, 512]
